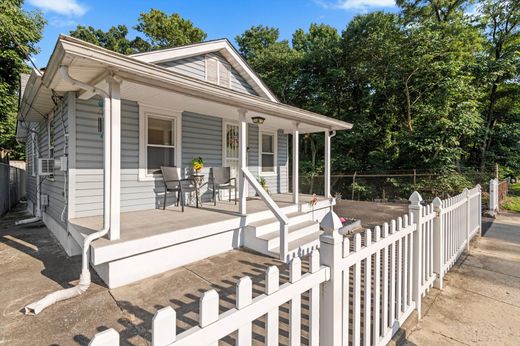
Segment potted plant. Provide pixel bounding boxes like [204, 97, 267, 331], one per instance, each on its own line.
[192, 156, 204, 174]
[259, 177, 269, 194]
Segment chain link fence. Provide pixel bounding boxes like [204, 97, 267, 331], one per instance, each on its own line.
[296, 169, 495, 203]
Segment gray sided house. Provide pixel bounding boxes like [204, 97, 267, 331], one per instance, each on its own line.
[17, 36, 352, 288]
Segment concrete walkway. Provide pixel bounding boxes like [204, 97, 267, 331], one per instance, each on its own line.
[405, 212, 520, 346]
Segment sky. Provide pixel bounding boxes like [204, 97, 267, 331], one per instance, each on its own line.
[23, 0, 397, 68]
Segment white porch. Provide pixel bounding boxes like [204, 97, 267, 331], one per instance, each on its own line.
[68, 193, 335, 288]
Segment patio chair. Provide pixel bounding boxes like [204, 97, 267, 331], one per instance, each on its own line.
[209, 167, 237, 205]
[160, 166, 199, 212]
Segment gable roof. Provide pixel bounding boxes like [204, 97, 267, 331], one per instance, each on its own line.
[130, 39, 278, 102]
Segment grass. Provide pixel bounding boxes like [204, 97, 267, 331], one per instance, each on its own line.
[503, 183, 520, 213]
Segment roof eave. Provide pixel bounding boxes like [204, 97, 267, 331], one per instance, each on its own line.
[52, 35, 353, 131]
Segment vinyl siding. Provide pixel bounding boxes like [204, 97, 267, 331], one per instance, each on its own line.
[37, 97, 68, 229]
[73, 98, 289, 217]
[25, 125, 37, 212]
[249, 129, 289, 194]
[158, 55, 205, 80]
[156, 52, 258, 96]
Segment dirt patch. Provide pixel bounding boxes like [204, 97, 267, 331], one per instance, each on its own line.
[334, 199, 409, 228]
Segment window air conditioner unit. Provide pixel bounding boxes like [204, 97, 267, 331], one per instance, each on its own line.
[38, 158, 54, 176]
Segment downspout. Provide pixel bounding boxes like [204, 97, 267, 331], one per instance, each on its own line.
[24, 66, 112, 315]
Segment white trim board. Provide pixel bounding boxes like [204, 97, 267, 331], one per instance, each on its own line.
[138, 102, 182, 181]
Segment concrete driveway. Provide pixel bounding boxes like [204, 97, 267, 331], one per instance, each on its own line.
[405, 212, 520, 345]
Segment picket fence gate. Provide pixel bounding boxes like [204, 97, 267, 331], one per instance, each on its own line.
[89, 186, 481, 346]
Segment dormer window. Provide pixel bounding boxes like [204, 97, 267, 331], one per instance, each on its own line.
[205, 55, 230, 88]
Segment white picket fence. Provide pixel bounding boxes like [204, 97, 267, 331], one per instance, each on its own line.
[89, 186, 482, 346]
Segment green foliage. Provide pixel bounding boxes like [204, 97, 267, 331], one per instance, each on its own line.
[417, 173, 474, 198]
[70, 9, 206, 54]
[236, 0, 519, 179]
[0, 0, 45, 159]
[135, 9, 206, 49]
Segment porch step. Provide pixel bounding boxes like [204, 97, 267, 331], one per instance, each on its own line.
[250, 212, 313, 237]
[259, 220, 319, 250]
[244, 216, 321, 260]
[268, 231, 322, 260]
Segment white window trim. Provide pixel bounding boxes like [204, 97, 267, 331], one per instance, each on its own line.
[138, 103, 182, 181]
[259, 130, 277, 176]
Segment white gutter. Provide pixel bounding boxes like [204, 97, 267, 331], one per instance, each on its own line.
[24, 66, 112, 315]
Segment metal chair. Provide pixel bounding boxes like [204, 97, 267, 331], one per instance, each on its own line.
[160, 166, 198, 212]
[209, 167, 237, 205]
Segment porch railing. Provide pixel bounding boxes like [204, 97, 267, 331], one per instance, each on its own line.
[241, 167, 290, 260]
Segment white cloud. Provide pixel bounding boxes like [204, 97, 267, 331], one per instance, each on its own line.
[316, 0, 395, 11]
[49, 17, 78, 27]
[28, 0, 87, 16]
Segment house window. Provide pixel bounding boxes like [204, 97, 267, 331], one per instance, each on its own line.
[146, 115, 175, 174]
[260, 132, 276, 175]
[224, 123, 239, 178]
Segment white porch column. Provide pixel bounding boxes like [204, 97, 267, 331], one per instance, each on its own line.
[292, 124, 299, 204]
[108, 76, 121, 240]
[238, 109, 247, 215]
[324, 130, 331, 198]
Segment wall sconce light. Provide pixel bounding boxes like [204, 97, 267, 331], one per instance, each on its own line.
[251, 116, 265, 125]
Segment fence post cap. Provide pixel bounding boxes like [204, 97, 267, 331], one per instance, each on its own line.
[320, 210, 342, 234]
[408, 191, 423, 205]
[432, 197, 442, 208]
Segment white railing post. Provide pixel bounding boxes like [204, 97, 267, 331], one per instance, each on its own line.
[464, 188, 470, 252]
[319, 210, 343, 346]
[432, 197, 444, 289]
[292, 124, 299, 204]
[324, 130, 331, 198]
[477, 184, 482, 236]
[238, 109, 248, 215]
[408, 191, 423, 319]
[489, 178, 498, 215]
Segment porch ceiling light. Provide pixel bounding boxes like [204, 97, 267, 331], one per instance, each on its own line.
[251, 116, 265, 125]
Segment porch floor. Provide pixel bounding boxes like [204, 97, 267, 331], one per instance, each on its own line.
[69, 193, 325, 248]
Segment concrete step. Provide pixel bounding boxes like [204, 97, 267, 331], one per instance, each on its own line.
[259, 220, 319, 250]
[268, 230, 322, 260]
[250, 212, 313, 237]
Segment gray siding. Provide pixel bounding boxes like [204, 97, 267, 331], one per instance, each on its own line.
[158, 55, 205, 80]
[25, 125, 37, 212]
[156, 52, 258, 96]
[248, 129, 289, 194]
[37, 97, 68, 229]
[73, 98, 289, 217]
[74, 98, 181, 217]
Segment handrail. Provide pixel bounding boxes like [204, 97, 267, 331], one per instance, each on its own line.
[242, 168, 289, 260]
[242, 168, 289, 224]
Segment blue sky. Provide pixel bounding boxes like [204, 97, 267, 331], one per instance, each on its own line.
[24, 0, 397, 67]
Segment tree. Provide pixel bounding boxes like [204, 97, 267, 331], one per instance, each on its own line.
[0, 0, 45, 159]
[475, 0, 520, 170]
[70, 9, 206, 54]
[135, 9, 206, 49]
[235, 25, 280, 61]
[69, 25, 149, 54]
